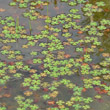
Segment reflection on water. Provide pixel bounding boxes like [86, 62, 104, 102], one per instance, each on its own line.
[54, 0, 57, 7]
[82, 0, 110, 54]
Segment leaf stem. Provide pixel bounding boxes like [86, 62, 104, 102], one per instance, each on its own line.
[16, 16, 19, 33]
[29, 20, 32, 35]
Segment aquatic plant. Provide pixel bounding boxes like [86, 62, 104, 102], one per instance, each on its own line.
[68, 1, 77, 6]
[30, 51, 37, 56]
[13, 73, 23, 79]
[9, 1, 16, 6]
[0, 107, 7, 110]
[19, 3, 28, 8]
[42, 94, 50, 100]
[15, 96, 39, 110]
[0, 0, 110, 109]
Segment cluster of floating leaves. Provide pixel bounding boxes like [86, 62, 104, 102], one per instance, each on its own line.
[9, 0, 49, 20]
[0, 0, 110, 110]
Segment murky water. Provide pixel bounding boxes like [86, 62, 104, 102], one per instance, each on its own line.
[0, 0, 110, 110]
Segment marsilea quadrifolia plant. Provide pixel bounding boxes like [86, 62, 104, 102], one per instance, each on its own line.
[0, 0, 110, 110]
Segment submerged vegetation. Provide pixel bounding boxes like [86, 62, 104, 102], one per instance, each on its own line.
[0, 0, 110, 110]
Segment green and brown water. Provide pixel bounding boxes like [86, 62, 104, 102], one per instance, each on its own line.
[0, 0, 110, 110]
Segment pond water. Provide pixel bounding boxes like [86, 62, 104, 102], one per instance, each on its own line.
[0, 0, 110, 110]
